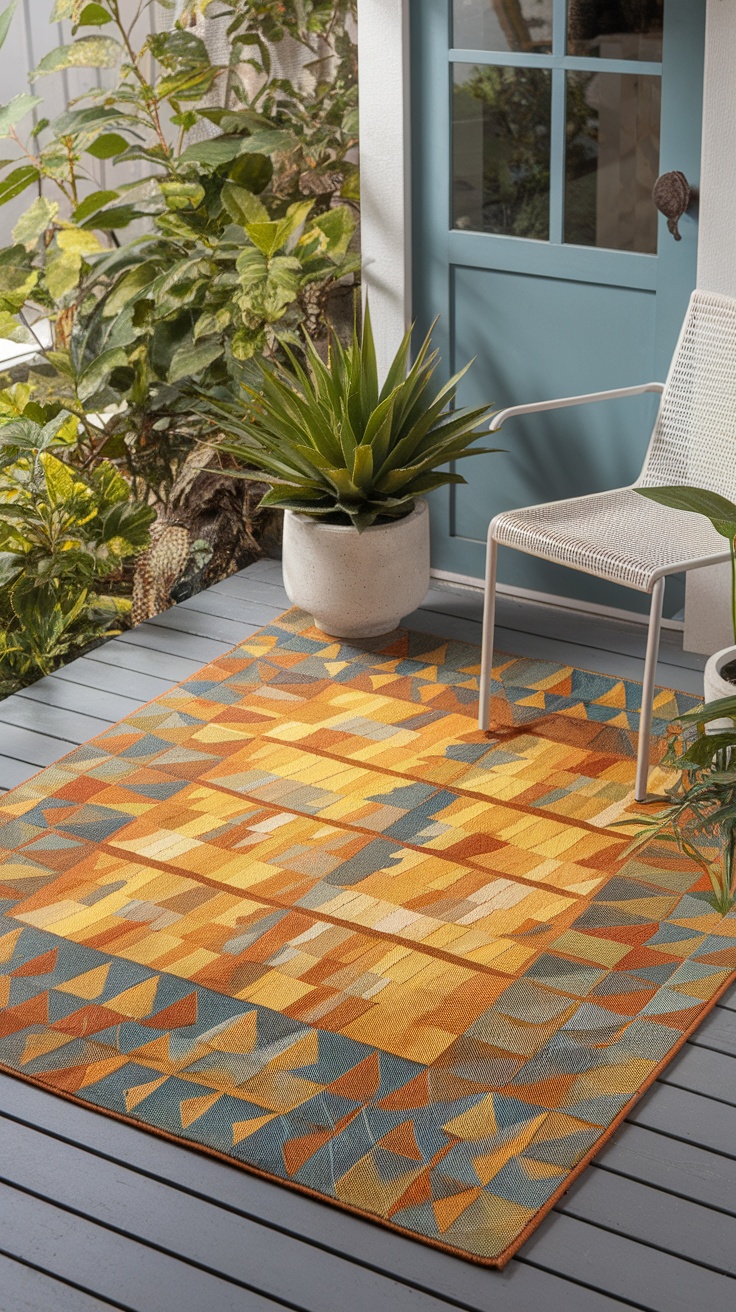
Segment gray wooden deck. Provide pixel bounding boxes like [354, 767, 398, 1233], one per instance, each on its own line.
[1, 562, 735, 1312]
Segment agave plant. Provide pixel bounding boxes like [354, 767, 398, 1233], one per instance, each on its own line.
[623, 696, 736, 914]
[206, 308, 497, 530]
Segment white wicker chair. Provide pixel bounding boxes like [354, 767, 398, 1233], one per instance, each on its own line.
[478, 289, 736, 801]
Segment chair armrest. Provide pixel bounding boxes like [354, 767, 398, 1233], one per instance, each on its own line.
[489, 382, 665, 433]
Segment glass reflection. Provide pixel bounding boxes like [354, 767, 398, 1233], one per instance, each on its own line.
[565, 71, 661, 252]
[453, 65, 551, 238]
[453, 0, 553, 54]
[567, 0, 664, 61]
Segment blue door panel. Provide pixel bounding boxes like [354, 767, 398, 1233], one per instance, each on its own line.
[412, 0, 706, 618]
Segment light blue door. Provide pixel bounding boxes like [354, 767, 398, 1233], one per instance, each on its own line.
[411, 0, 705, 616]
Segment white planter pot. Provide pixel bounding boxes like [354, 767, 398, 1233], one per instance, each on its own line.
[704, 645, 736, 731]
[282, 499, 430, 639]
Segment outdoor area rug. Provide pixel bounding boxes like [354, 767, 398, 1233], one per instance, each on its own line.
[1, 607, 735, 1269]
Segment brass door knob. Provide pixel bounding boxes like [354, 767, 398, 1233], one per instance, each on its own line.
[653, 171, 693, 241]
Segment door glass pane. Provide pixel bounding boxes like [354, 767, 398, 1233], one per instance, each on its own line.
[453, 0, 553, 53]
[453, 65, 551, 238]
[565, 71, 661, 252]
[567, 0, 664, 61]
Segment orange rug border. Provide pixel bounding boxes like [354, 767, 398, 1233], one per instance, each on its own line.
[0, 607, 724, 1271]
[1, 970, 732, 1272]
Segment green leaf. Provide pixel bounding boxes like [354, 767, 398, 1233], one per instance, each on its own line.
[179, 137, 248, 168]
[352, 444, 373, 491]
[41, 452, 79, 506]
[0, 0, 17, 53]
[0, 411, 75, 453]
[0, 243, 37, 309]
[0, 550, 22, 588]
[75, 3, 112, 25]
[235, 245, 268, 287]
[79, 203, 140, 230]
[12, 195, 59, 247]
[237, 128, 294, 156]
[85, 131, 127, 159]
[159, 180, 205, 211]
[51, 105, 124, 136]
[72, 189, 119, 223]
[76, 346, 128, 402]
[0, 93, 42, 138]
[637, 485, 736, 538]
[221, 182, 268, 227]
[0, 310, 28, 343]
[0, 165, 39, 207]
[45, 251, 81, 301]
[244, 220, 285, 259]
[102, 261, 159, 317]
[168, 337, 224, 384]
[228, 152, 273, 195]
[308, 206, 356, 257]
[33, 36, 122, 77]
[98, 500, 155, 549]
[56, 228, 103, 258]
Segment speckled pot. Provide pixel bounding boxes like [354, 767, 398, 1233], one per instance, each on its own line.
[704, 645, 736, 731]
[282, 499, 430, 639]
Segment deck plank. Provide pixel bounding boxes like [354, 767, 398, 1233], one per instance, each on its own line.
[51, 656, 174, 702]
[88, 638, 208, 682]
[207, 574, 291, 607]
[0, 695, 112, 744]
[15, 677, 142, 722]
[154, 600, 279, 640]
[521, 1210, 734, 1312]
[557, 1166, 736, 1274]
[179, 587, 287, 622]
[595, 1122, 736, 1215]
[0, 724, 71, 768]
[0, 1254, 122, 1312]
[0, 1181, 288, 1312]
[114, 625, 236, 665]
[629, 1083, 736, 1157]
[0, 754, 38, 791]
[690, 1001, 736, 1057]
[657, 1044, 736, 1104]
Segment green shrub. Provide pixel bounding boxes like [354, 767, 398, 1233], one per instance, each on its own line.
[0, 402, 154, 693]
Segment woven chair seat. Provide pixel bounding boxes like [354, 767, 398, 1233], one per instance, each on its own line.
[493, 486, 726, 592]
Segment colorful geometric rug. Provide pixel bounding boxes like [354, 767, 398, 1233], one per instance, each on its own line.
[1, 609, 734, 1268]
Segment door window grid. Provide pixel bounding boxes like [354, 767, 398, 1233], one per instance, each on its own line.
[450, 0, 663, 251]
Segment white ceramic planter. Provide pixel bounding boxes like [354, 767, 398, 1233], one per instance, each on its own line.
[282, 499, 430, 639]
[704, 645, 736, 731]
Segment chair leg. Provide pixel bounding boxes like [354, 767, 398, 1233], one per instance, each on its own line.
[635, 577, 665, 802]
[478, 531, 499, 731]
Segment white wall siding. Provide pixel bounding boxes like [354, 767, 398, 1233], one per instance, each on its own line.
[357, 0, 412, 381]
[684, 0, 736, 655]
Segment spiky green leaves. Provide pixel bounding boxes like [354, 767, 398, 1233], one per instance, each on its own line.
[209, 306, 498, 530]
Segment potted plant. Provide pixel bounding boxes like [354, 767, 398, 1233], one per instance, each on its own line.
[623, 694, 736, 914]
[637, 486, 736, 714]
[207, 309, 495, 638]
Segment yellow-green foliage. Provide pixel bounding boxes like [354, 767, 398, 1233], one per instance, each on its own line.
[0, 400, 154, 693]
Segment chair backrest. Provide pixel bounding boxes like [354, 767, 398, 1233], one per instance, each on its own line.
[639, 289, 736, 500]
